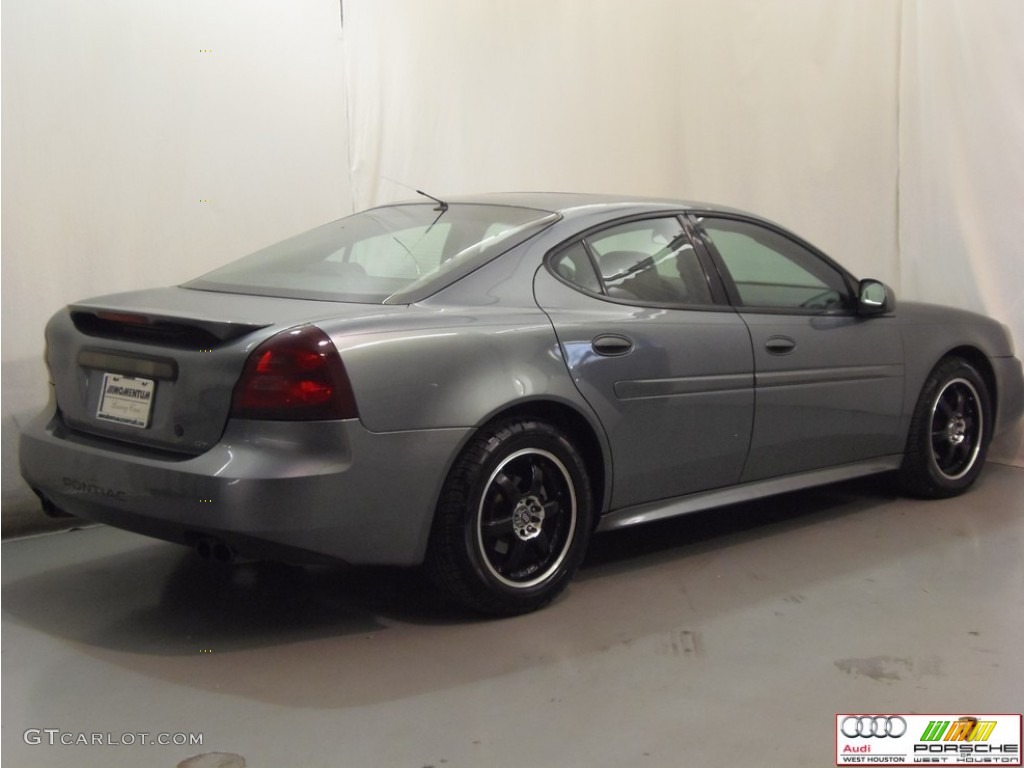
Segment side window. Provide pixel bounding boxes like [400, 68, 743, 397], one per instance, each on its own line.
[586, 217, 712, 305]
[700, 218, 850, 310]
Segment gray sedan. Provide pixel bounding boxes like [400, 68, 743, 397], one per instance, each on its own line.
[19, 193, 1024, 614]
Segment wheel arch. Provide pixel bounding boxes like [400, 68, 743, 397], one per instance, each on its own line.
[937, 346, 998, 429]
[898, 349, 995, 497]
[475, 399, 610, 525]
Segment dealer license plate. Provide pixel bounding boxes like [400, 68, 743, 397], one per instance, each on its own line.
[96, 373, 155, 429]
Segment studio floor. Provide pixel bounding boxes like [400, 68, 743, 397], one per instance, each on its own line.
[2, 464, 1022, 768]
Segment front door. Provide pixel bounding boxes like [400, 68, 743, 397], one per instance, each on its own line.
[693, 214, 905, 482]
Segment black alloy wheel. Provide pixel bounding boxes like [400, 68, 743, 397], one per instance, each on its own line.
[899, 356, 992, 498]
[426, 418, 594, 616]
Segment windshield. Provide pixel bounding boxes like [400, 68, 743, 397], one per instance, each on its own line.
[184, 203, 559, 303]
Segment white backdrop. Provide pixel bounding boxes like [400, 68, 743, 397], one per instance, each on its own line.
[2, 0, 1021, 528]
[346, 0, 901, 287]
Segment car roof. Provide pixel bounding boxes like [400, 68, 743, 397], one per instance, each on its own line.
[377, 191, 753, 218]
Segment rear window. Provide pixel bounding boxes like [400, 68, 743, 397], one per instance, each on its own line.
[184, 203, 559, 303]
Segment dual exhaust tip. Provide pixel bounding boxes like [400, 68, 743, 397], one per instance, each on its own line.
[193, 536, 236, 564]
[33, 488, 238, 565]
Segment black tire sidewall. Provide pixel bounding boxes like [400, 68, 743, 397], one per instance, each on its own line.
[432, 419, 594, 614]
[902, 358, 992, 497]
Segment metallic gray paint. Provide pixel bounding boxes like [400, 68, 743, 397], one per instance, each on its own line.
[596, 456, 905, 531]
[533, 263, 754, 507]
[891, 301, 1021, 434]
[19, 193, 1024, 569]
[737, 311, 906, 481]
[20, 410, 468, 565]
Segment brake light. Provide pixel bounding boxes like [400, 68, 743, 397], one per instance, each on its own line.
[230, 326, 358, 421]
[95, 311, 151, 325]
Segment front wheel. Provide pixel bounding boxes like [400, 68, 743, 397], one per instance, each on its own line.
[426, 418, 594, 616]
[899, 357, 992, 498]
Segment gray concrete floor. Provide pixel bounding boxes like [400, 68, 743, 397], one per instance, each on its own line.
[2, 465, 1022, 768]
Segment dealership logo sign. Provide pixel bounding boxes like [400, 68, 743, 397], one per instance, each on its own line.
[920, 717, 997, 743]
[842, 716, 908, 738]
[835, 713, 1021, 766]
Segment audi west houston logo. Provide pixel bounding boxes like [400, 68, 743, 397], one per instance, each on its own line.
[835, 713, 1021, 765]
[842, 716, 909, 739]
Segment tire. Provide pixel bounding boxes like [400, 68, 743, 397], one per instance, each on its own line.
[426, 418, 594, 616]
[899, 356, 992, 498]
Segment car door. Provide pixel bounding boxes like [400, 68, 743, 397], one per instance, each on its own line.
[533, 215, 754, 510]
[691, 214, 905, 483]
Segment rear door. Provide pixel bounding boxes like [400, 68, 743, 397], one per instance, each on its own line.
[534, 215, 754, 510]
[691, 214, 905, 482]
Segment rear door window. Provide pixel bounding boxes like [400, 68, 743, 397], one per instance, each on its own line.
[549, 216, 715, 306]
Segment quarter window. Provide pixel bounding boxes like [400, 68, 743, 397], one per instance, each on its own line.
[551, 242, 602, 293]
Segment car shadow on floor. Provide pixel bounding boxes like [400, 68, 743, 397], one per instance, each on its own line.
[2, 542, 456, 654]
[3, 473, 899, 655]
[6, 469, 1017, 709]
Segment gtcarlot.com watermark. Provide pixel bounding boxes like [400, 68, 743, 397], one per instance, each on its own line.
[24, 728, 203, 747]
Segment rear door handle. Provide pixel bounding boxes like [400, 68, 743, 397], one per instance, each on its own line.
[592, 334, 634, 357]
[765, 335, 797, 355]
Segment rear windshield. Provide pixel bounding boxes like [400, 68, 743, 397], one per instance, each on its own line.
[184, 203, 559, 303]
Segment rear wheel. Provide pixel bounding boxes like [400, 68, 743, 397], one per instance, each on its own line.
[426, 418, 593, 616]
[899, 357, 991, 498]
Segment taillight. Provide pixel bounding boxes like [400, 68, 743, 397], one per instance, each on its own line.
[95, 311, 151, 325]
[230, 326, 358, 421]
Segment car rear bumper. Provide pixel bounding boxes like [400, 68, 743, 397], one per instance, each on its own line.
[19, 410, 469, 566]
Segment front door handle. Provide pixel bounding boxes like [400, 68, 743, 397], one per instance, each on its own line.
[765, 335, 797, 355]
[592, 334, 634, 357]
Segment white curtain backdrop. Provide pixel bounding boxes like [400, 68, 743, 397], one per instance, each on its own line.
[2, 0, 1021, 526]
[345, 0, 901, 285]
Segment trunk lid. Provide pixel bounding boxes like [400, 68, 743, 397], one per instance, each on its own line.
[46, 286, 383, 455]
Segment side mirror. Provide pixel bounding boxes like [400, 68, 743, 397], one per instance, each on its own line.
[858, 279, 895, 316]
